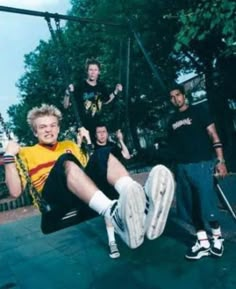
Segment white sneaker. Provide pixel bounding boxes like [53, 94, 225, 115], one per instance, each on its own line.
[185, 240, 210, 260]
[210, 237, 224, 257]
[109, 241, 120, 259]
[110, 182, 146, 249]
[144, 165, 175, 240]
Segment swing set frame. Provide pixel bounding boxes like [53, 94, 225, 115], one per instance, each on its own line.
[1, 5, 235, 233]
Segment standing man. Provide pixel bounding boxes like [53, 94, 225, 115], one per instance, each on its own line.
[63, 58, 122, 134]
[168, 85, 227, 260]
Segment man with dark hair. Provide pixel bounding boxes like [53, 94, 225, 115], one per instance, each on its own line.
[94, 124, 131, 161]
[93, 123, 131, 258]
[63, 58, 122, 133]
[168, 85, 227, 260]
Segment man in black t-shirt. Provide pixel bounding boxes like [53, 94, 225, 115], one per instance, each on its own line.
[168, 84, 227, 260]
[63, 59, 122, 133]
[94, 124, 131, 162]
[93, 124, 131, 258]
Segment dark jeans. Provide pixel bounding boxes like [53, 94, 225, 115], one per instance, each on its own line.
[176, 160, 219, 230]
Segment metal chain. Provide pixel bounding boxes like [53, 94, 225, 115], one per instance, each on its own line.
[0, 114, 51, 213]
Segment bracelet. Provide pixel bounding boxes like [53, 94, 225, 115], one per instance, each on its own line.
[113, 91, 118, 96]
[3, 154, 15, 165]
[216, 158, 225, 165]
[213, 142, 223, 149]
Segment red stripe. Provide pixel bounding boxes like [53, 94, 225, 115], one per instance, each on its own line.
[29, 161, 55, 176]
[33, 175, 49, 190]
[32, 173, 49, 186]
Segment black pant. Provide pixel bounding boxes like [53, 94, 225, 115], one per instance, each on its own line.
[42, 148, 118, 210]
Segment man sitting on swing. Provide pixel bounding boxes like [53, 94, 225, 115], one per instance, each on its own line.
[3, 104, 175, 250]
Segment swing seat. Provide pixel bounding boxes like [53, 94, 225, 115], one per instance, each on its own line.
[41, 205, 98, 234]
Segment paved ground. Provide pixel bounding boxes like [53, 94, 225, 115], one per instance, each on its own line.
[0, 206, 39, 224]
[0, 172, 235, 289]
[0, 207, 235, 289]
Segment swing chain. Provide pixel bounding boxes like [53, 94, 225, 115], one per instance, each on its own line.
[0, 113, 51, 214]
[44, 17, 94, 155]
[16, 156, 51, 213]
[45, 14, 57, 43]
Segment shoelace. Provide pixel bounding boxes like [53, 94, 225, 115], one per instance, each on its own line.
[109, 242, 119, 253]
[192, 241, 201, 252]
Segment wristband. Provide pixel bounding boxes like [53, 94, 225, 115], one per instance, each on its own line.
[213, 142, 223, 149]
[216, 158, 225, 165]
[3, 154, 15, 164]
[113, 91, 118, 96]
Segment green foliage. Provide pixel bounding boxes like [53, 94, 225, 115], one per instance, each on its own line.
[7, 0, 236, 149]
[174, 0, 236, 56]
[8, 0, 184, 144]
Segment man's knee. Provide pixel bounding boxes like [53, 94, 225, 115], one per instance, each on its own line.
[64, 160, 83, 176]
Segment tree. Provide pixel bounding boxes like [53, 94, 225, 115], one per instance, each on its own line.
[9, 0, 185, 148]
[173, 0, 236, 151]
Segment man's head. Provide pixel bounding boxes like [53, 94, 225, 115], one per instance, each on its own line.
[27, 104, 62, 145]
[169, 84, 188, 111]
[95, 124, 109, 145]
[85, 58, 101, 82]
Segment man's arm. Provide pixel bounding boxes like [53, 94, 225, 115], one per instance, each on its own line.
[207, 123, 227, 177]
[63, 84, 74, 109]
[104, 83, 123, 105]
[4, 141, 24, 198]
[116, 129, 131, 160]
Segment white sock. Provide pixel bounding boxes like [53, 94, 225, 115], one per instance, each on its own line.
[211, 227, 222, 239]
[106, 224, 116, 244]
[89, 190, 113, 216]
[114, 176, 134, 195]
[197, 230, 210, 248]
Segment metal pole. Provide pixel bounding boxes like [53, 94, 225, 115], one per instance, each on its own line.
[125, 37, 131, 112]
[127, 18, 167, 94]
[0, 5, 125, 27]
[124, 37, 135, 149]
[215, 181, 236, 221]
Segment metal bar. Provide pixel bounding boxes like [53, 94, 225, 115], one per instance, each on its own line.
[216, 183, 236, 220]
[127, 18, 167, 94]
[124, 37, 135, 148]
[0, 5, 125, 27]
[214, 172, 236, 177]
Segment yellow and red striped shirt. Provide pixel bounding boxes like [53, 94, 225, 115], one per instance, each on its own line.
[17, 140, 88, 193]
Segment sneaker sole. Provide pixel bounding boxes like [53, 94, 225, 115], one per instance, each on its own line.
[185, 249, 211, 260]
[109, 252, 120, 259]
[120, 182, 146, 249]
[145, 165, 175, 240]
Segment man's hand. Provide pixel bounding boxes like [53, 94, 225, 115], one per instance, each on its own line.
[68, 83, 75, 93]
[77, 127, 91, 145]
[5, 140, 20, 156]
[215, 162, 228, 178]
[116, 129, 124, 142]
[63, 84, 75, 109]
[114, 83, 123, 94]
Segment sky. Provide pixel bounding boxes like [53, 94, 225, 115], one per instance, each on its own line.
[0, 0, 71, 120]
